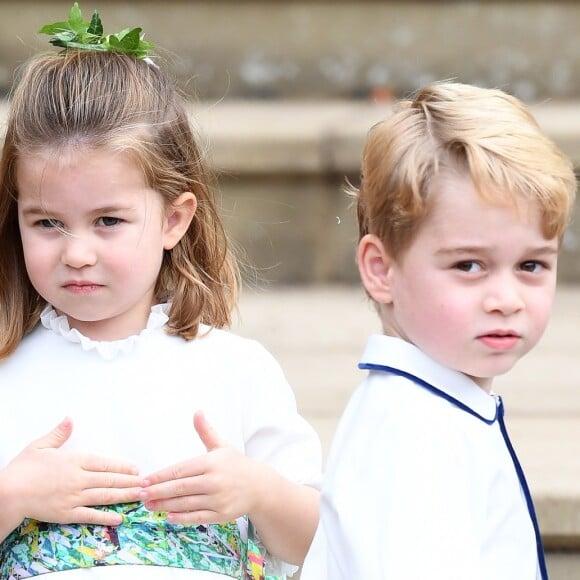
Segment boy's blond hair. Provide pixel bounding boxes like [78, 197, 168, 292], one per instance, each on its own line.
[356, 82, 577, 259]
[0, 51, 239, 359]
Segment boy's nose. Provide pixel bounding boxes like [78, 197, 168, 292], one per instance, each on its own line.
[60, 234, 97, 268]
[483, 277, 525, 315]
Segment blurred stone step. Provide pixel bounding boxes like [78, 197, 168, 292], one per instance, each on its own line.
[2, 100, 580, 283]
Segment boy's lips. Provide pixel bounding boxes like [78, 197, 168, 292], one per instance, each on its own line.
[477, 330, 521, 351]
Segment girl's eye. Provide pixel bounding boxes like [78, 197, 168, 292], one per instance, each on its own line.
[454, 261, 482, 273]
[38, 218, 62, 229]
[520, 260, 544, 273]
[97, 216, 121, 227]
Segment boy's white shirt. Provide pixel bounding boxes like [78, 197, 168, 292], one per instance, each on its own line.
[301, 334, 540, 580]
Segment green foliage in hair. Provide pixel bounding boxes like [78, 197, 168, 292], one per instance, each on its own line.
[39, 2, 155, 60]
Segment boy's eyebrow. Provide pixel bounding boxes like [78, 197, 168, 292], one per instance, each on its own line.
[435, 244, 559, 256]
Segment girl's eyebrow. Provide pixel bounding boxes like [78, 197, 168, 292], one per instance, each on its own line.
[19, 205, 49, 217]
[20, 204, 136, 217]
[89, 205, 137, 214]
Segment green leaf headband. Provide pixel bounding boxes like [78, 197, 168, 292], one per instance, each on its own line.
[39, 2, 155, 60]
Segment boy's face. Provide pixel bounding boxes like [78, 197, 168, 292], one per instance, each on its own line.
[375, 170, 558, 391]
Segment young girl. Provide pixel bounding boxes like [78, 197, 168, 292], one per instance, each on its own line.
[0, 5, 321, 580]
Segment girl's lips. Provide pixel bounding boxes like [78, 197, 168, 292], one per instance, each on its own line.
[477, 333, 520, 351]
[63, 283, 102, 294]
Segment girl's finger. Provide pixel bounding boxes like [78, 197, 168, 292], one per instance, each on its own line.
[140, 475, 208, 502]
[194, 411, 227, 451]
[83, 486, 143, 507]
[144, 493, 212, 514]
[70, 506, 123, 527]
[166, 509, 220, 526]
[30, 417, 73, 450]
[81, 454, 139, 475]
[84, 471, 143, 490]
[143, 457, 206, 486]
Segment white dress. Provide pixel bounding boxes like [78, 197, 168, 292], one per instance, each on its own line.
[301, 334, 546, 580]
[0, 304, 322, 580]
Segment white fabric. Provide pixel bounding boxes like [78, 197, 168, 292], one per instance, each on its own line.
[0, 304, 322, 579]
[301, 334, 540, 580]
[39, 302, 170, 360]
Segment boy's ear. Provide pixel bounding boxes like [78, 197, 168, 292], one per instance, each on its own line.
[357, 234, 395, 304]
[163, 192, 197, 250]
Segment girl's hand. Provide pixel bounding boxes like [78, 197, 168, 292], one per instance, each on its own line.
[140, 411, 262, 525]
[2, 418, 142, 528]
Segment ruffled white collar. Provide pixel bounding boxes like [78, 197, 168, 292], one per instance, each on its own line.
[40, 303, 170, 361]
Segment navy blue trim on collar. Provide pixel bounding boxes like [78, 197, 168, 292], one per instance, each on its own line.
[359, 362, 499, 424]
[359, 361, 549, 579]
[497, 399, 549, 580]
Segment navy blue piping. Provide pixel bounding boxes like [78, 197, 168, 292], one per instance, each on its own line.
[359, 361, 549, 579]
[359, 362, 498, 424]
[497, 400, 549, 579]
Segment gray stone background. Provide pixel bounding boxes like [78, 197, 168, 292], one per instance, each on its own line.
[2, 1, 580, 101]
[2, 1, 579, 285]
[5, 1, 578, 285]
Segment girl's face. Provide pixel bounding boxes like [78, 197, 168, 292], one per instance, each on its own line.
[17, 147, 177, 340]
[369, 170, 558, 391]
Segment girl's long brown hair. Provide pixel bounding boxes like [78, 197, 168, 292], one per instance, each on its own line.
[0, 51, 239, 359]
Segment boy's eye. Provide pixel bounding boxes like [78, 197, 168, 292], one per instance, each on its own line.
[97, 216, 121, 227]
[454, 261, 482, 273]
[520, 260, 544, 273]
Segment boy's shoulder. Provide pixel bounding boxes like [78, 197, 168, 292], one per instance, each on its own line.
[327, 337, 503, 482]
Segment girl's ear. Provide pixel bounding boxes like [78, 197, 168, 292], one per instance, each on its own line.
[357, 234, 395, 304]
[163, 192, 197, 250]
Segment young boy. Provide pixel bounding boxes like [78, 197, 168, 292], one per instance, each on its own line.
[301, 82, 577, 580]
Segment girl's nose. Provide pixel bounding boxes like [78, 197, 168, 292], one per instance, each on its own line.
[60, 234, 97, 268]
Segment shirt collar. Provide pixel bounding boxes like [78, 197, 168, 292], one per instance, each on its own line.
[39, 303, 170, 361]
[359, 334, 499, 423]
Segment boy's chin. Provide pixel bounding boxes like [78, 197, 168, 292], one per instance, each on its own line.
[462, 360, 521, 390]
